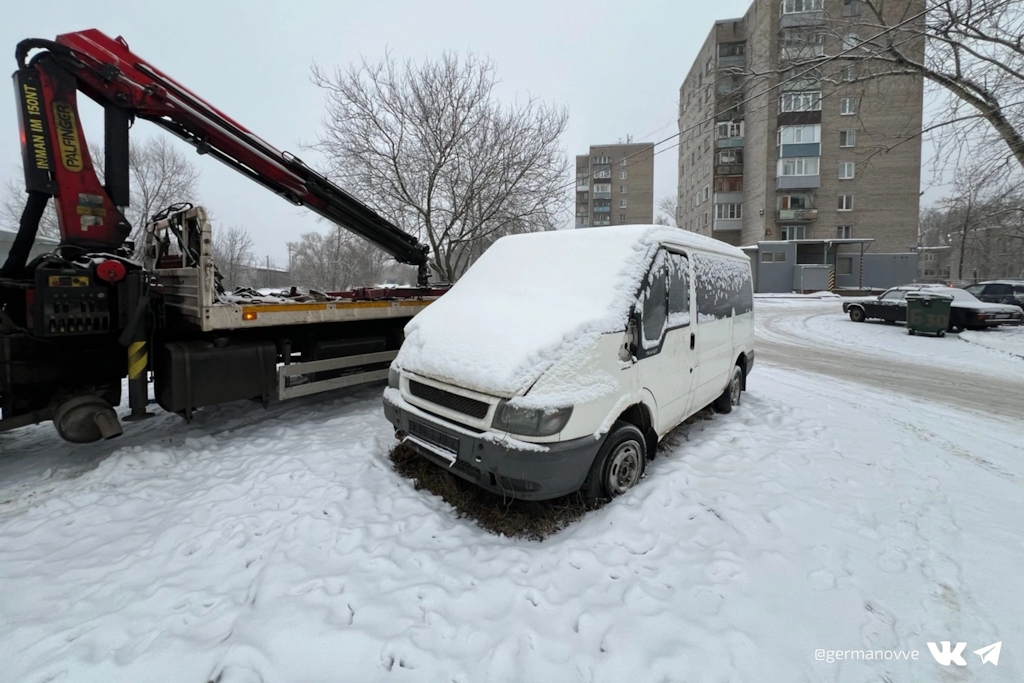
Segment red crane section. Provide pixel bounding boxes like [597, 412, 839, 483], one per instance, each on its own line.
[12, 30, 428, 280]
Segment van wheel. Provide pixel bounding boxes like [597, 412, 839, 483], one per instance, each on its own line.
[849, 307, 865, 323]
[713, 365, 743, 414]
[581, 421, 646, 507]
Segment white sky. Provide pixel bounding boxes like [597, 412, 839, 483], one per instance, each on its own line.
[2, 0, 939, 265]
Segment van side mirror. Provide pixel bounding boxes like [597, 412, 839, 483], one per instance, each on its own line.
[621, 316, 639, 361]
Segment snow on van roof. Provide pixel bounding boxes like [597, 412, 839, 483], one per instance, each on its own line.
[396, 225, 748, 398]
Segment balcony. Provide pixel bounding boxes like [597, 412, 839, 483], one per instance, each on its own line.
[717, 137, 744, 148]
[780, 45, 824, 61]
[718, 55, 746, 69]
[778, 142, 821, 158]
[776, 175, 821, 190]
[779, 10, 824, 28]
[713, 218, 742, 232]
[593, 191, 611, 199]
[777, 208, 819, 221]
[716, 164, 744, 176]
[593, 205, 610, 213]
[714, 191, 743, 205]
[576, 182, 588, 191]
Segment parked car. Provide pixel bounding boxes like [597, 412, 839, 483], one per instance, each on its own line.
[843, 285, 1023, 330]
[383, 225, 755, 504]
[963, 280, 1024, 312]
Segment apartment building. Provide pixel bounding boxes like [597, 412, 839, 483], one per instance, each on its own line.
[676, 0, 925, 290]
[575, 142, 655, 228]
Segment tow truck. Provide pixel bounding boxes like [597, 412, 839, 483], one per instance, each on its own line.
[0, 30, 446, 443]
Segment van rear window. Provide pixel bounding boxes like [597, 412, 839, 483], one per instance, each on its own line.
[694, 253, 753, 322]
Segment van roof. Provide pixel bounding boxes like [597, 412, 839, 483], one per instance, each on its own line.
[396, 225, 749, 401]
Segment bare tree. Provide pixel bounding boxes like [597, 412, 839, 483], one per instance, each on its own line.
[310, 51, 570, 282]
[655, 196, 679, 227]
[1, 177, 60, 240]
[2, 137, 201, 251]
[770, 1, 1024, 173]
[288, 227, 354, 292]
[212, 225, 256, 291]
[926, 161, 1024, 280]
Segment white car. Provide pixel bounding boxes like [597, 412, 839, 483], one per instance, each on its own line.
[383, 225, 755, 504]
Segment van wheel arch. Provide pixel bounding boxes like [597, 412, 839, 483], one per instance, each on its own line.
[735, 354, 749, 391]
[617, 403, 658, 460]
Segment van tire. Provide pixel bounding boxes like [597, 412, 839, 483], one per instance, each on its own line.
[581, 421, 646, 507]
[713, 365, 743, 414]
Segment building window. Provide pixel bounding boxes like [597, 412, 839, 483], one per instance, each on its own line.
[619, 199, 628, 209]
[718, 42, 746, 58]
[839, 162, 856, 179]
[703, 185, 710, 201]
[843, 0, 860, 16]
[761, 251, 787, 263]
[620, 185, 627, 194]
[840, 98, 857, 115]
[839, 129, 857, 147]
[781, 0, 823, 13]
[593, 183, 611, 195]
[716, 203, 743, 219]
[621, 157, 628, 166]
[778, 157, 820, 176]
[841, 64, 857, 81]
[777, 124, 821, 145]
[838, 194, 854, 211]
[717, 121, 744, 138]
[836, 225, 853, 238]
[717, 149, 743, 165]
[715, 176, 744, 192]
[779, 193, 812, 209]
[843, 33, 860, 50]
[620, 170, 628, 179]
[780, 91, 822, 112]
[837, 256, 853, 274]
[781, 225, 806, 240]
[703, 212, 709, 226]
[593, 155, 611, 164]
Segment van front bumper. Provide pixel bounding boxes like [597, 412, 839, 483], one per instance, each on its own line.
[383, 393, 604, 501]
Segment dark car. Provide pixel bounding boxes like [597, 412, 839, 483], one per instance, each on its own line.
[963, 280, 1024, 312]
[842, 285, 1023, 331]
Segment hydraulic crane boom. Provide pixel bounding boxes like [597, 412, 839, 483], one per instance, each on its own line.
[9, 29, 429, 283]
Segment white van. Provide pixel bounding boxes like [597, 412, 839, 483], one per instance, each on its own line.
[383, 225, 754, 503]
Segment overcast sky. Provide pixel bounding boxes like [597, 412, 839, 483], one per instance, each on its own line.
[3, 0, 938, 266]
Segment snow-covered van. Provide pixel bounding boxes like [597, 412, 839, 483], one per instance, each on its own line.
[383, 225, 754, 503]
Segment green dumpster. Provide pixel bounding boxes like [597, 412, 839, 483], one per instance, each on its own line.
[906, 291, 953, 337]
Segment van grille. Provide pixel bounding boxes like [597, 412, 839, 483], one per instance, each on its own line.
[408, 381, 489, 419]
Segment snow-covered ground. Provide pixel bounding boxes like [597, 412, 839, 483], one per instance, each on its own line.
[1, 303, 1022, 682]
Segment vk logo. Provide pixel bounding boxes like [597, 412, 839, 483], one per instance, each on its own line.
[927, 641, 967, 666]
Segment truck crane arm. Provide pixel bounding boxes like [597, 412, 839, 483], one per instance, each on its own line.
[8, 29, 430, 283]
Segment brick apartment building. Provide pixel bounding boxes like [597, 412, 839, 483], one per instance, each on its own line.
[676, 0, 926, 291]
[575, 142, 655, 228]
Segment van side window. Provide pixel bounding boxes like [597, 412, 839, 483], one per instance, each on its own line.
[641, 257, 668, 346]
[668, 252, 690, 327]
[694, 253, 754, 322]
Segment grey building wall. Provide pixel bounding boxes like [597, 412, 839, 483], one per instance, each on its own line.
[576, 143, 655, 228]
[677, 0, 925, 253]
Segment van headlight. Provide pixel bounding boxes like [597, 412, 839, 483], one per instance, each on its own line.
[492, 402, 573, 437]
[388, 366, 401, 389]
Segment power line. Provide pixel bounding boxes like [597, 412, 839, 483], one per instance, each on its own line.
[567, 6, 930, 194]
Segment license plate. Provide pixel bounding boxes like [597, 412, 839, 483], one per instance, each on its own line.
[408, 419, 460, 455]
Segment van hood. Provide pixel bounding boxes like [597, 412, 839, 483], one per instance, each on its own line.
[396, 226, 744, 399]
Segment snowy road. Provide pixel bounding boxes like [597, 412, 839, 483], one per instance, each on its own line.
[1, 302, 1022, 682]
[757, 298, 1024, 419]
